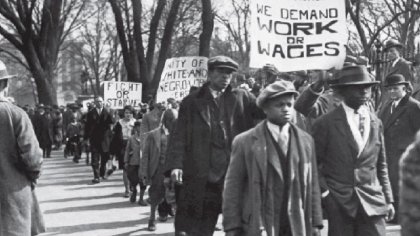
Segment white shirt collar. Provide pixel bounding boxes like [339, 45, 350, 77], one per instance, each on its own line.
[342, 102, 368, 116]
[266, 120, 290, 142]
[392, 57, 401, 67]
[209, 87, 225, 98]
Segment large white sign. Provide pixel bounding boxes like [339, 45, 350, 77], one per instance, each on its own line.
[250, 0, 347, 71]
[156, 56, 208, 103]
[104, 81, 142, 109]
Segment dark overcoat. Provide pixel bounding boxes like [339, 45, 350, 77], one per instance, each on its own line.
[0, 99, 45, 236]
[84, 108, 114, 152]
[223, 122, 323, 236]
[386, 58, 414, 84]
[312, 105, 394, 217]
[378, 95, 420, 205]
[32, 113, 53, 149]
[165, 83, 258, 221]
[399, 132, 420, 236]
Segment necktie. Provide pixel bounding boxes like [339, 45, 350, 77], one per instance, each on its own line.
[278, 126, 288, 155]
[391, 102, 397, 114]
[355, 110, 365, 138]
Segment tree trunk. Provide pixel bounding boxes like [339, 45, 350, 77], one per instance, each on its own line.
[32, 69, 56, 105]
[149, 0, 182, 98]
[146, 0, 166, 77]
[199, 0, 214, 57]
[132, 0, 150, 101]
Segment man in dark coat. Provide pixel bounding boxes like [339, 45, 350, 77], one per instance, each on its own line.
[384, 40, 413, 85]
[33, 104, 54, 158]
[400, 131, 420, 236]
[223, 80, 322, 236]
[312, 66, 395, 236]
[84, 96, 114, 183]
[377, 74, 420, 223]
[0, 59, 45, 236]
[165, 56, 259, 236]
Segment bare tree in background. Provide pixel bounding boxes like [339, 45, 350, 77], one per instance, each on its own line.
[347, 0, 420, 56]
[0, 0, 90, 105]
[72, 1, 121, 96]
[215, 0, 250, 70]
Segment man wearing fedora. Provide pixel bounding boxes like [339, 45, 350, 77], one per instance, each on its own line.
[165, 55, 259, 236]
[378, 74, 420, 223]
[32, 104, 54, 158]
[312, 65, 394, 236]
[0, 59, 45, 235]
[384, 39, 413, 86]
[223, 80, 323, 236]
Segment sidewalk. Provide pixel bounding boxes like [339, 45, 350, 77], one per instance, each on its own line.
[37, 150, 400, 236]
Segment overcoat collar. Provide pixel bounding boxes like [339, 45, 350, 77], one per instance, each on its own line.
[193, 83, 235, 127]
[383, 94, 410, 129]
[251, 121, 303, 186]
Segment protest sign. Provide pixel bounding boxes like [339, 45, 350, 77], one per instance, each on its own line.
[156, 56, 208, 103]
[104, 81, 142, 109]
[249, 0, 347, 71]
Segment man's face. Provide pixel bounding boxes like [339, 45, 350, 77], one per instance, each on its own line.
[387, 47, 400, 61]
[387, 84, 406, 100]
[262, 94, 295, 126]
[208, 67, 233, 91]
[339, 84, 372, 109]
[94, 97, 104, 109]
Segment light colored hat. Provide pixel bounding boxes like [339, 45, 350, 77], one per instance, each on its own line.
[256, 80, 298, 108]
[0, 60, 16, 80]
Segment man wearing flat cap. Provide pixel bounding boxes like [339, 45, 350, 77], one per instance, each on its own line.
[378, 74, 420, 223]
[312, 65, 395, 236]
[223, 80, 323, 236]
[384, 39, 413, 86]
[165, 55, 260, 236]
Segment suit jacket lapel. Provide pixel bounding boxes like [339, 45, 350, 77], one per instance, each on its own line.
[334, 106, 359, 157]
[222, 88, 237, 127]
[384, 96, 409, 130]
[194, 88, 212, 127]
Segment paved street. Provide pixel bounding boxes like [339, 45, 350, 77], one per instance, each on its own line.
[37, 150, 400, 236]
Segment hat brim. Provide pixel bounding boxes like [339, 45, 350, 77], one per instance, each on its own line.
[0, 74, 16, 80]
[330, 81, 380, 88]
[384, 44, 403, 51]
[210, 65, 237, 72]
[384, 81, 409, 87]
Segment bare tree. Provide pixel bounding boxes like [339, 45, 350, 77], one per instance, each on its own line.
[72, 1, 121, 96]
[109, 0, 183, 100]
[215, 0, 250, 69]
[0, 0, 90, 105]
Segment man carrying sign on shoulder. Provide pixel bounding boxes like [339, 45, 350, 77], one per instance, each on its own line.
[165, 56, 260, 236]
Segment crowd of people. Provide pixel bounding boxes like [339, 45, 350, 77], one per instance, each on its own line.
[2, 38, 420, 236]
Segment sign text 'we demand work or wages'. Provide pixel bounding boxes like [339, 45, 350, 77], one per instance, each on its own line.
[156, 56, 208, 103]
[250, 0, 347, 71]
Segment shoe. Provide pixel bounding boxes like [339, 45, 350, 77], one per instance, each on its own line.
[92, 178, 100, 184]
[138, 199, 148, 206]
[130, 191, 137, 203]
[72, 158, 79, 163]
[147, 220, 156, 231]
[124, 191, 130, 198]
[85, 158, 89, 165]
[106, 169, 114, 177]
[158, 215, 168, 222]
[101, 176, 107, 180]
